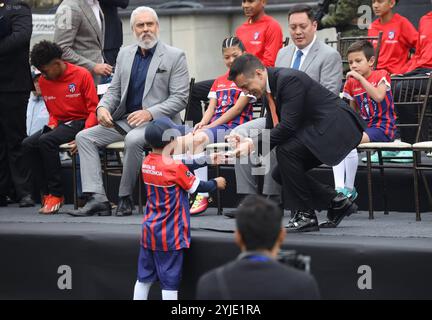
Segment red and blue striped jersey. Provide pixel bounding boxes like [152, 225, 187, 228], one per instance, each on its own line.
[343, 70, 397, 140]
[141, 153, 200, 251]
[208, 73, 253, 127]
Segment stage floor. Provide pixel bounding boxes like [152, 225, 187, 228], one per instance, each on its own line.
[1, 205, 432, 299]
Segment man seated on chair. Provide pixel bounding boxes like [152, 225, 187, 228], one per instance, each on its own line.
[67, 6, 189, 217]
[233, 4, 343, 209]
[23, 40, 99, 215]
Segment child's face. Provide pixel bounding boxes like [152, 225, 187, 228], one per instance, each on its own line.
[372, 0, 396, 17]
[223, 46, 244, 69]
[347, 51, 374, 76]
[242, 0, 266, 19]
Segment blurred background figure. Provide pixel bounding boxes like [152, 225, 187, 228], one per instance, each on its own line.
[316, 0, 369, 36]
[0, 0, 35, 207]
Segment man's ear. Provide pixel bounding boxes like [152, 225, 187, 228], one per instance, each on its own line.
[277, 227, 286, 246]
[235, 230, 244, 249]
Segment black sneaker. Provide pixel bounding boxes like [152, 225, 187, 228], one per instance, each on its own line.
[285, 210, 319, 233]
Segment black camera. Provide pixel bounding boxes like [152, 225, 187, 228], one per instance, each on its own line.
[277, 250, 311, 273]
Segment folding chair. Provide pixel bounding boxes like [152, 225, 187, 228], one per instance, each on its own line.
[357, 75, 432, 220]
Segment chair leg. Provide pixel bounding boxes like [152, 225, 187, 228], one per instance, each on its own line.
[413, 151, 421, 221]
[72, 153, 78, 210]
[138, 173, 144, 216]
[366, 151, 374, 219]
[103, 149, 109, 199]
[377, 151, 389, 215]
[216, 165, 222, 215]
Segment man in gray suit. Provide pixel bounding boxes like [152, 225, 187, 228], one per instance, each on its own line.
[67, 6, 190, 217]
[54, 0, 113, 81]
[233, 4, 342, 209]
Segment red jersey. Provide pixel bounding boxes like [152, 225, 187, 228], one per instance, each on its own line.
[141, 153, 200, 251]
[405, 11, 432, 72]
[208, 72, 253, 127]
[236, 15, 283, 67]
[368, 13, 418, 74]
[39, 62, 99, 129]
[343, 70, 397, 140]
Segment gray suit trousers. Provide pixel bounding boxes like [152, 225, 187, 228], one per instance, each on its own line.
[75, 120, 148, 198]
[232, 117, 281, 196]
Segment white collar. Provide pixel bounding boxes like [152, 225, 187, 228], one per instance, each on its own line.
[266, 76, 271, 93]
[294, 34, 317, 58]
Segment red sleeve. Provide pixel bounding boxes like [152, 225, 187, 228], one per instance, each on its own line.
[401, 18, 418, 50]
[39, 77, 58, 128]
[262, 21, 283, 67]
[175, 162, 197, 191]
[342, 79, 353, 100]
[82, 71, 99, 129]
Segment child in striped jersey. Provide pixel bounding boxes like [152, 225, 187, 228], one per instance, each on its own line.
[332, 40, 397, 201]
[133, 118, 226, 300]
[186, 37, 253, 215]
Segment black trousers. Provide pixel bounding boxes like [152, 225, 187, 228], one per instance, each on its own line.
[394, 68, 432, 143]
[272, 137, 337, 211]
[185, 79, 214, 126]
[22, 120, 84, 197]
[0, 92, 32, 199]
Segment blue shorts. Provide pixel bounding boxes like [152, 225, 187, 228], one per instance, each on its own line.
[137, 247, 184, 290]
[204, 124, 233, 143]
[365, 127, 393, 142]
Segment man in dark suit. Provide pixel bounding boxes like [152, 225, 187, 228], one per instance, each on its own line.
[0, 0, 34, 207]
[227, 54, 366, 232]
[196, 195, 320, 300]
[99, 0, 129, 67]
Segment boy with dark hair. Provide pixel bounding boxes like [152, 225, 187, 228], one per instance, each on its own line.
[334, 40, 397, 199]
[236, 0, 283, 67]
[24, 40, 99, 214]
[133, 117, 226, 300]
[196, 195, 320, 300]
[368, 0, 418, 75]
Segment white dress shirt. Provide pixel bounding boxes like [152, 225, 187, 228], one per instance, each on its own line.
[290, 34, 317, 70]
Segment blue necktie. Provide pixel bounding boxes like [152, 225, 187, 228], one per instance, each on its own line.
[292, 50, 303, 70]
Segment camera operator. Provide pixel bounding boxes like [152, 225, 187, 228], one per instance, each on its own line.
[196, 195, 320, 300]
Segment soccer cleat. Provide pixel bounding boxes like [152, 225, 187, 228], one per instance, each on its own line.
[345, 187, 358, 202]
[388, 150, 413, 163]
[190, 195, 209, 215]
[38, 194, 51, 213]
[40, 195, 64, 215]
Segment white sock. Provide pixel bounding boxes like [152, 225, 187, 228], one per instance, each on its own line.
[344, 149, 359, 190]
[133, 281, 152, 300]
[193, 163, 209, 198]
[332, 160, 345, 190]
[162, 290, 178, 300]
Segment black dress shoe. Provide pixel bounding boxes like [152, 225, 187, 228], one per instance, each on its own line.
[19, 195, 35, 207]
[285, 210, 319, 233]
[319, 194, 358, 228]
[66, 197, 111, 217]
[116, 196, 134, 216]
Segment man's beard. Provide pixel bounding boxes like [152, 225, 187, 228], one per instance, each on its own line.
[135, 32, 159, 50]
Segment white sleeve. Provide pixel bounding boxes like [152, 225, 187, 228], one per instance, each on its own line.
[186, 176, 201, 194]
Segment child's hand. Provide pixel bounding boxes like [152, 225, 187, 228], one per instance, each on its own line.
[346, 70, 363, 81]
[193, 122, 205, 133]
[214, 177, 227, 190]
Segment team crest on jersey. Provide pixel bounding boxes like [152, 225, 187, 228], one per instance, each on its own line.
[388, 31, 395, 40]
[68, 83, 76, 93]
[254, 32, 260, 40]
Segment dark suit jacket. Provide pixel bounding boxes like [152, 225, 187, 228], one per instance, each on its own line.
[265, 68, 365, 166]
[196, 258, 321, 300]
[100, 0, 128, 64]
[0, 0, 33, 92]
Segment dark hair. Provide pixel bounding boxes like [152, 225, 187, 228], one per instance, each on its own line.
[235, 195, 283, 251]
[346, 40, 375, 61]
[30, 40, 63, 69]
[228, 53, 264, 81]
[222, 36, 246, 52]
[288, 4, 315, 21]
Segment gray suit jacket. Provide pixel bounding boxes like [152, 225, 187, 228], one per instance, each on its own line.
[99, 42, 190, 124]
[275, 39, 342, 95]
[54, 0, 104, 73]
